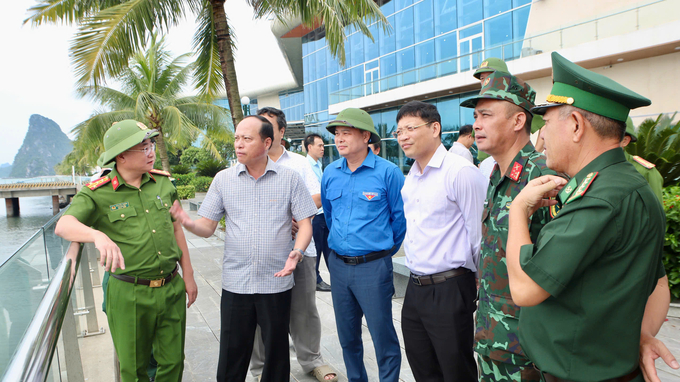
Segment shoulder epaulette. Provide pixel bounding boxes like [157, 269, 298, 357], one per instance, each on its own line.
[632, 155, 655, 169]
[565, 172, 598, 204]
[85, 176, 111, 191]
[149, 169, 172, 177]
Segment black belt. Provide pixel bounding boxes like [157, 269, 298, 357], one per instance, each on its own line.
[410, 268, 471, 286]
[335, 249, 391, 265]
[111, 266, 178, 287]
[540, 366, 640, 382]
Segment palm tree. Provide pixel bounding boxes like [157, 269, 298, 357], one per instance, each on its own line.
[25, 0, 389, 128]
[69, 34, 232, 172]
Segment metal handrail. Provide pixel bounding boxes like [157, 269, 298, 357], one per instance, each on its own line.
[0, 210, 65, 270]
[1, 242, 82, 382]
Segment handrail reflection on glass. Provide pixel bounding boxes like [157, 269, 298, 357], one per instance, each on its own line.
[1, 242, 82, 382]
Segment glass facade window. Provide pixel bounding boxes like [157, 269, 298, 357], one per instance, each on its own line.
[395, 7, 414, 50]
[416, 40, 436, 81]
[435, 0, 457, 35]
[299, 0, 533, 169]
[484, 0, 512, 18]
[485, 12, 512, 60]
[414, 0, 435, 43]
[458, 0, 483, 27]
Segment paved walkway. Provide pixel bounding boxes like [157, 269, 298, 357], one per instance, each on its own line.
[79, 200, 680, 381]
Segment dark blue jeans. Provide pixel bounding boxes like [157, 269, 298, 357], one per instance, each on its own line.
[329, 251, 401, 382]
[312, 213, 330, 284]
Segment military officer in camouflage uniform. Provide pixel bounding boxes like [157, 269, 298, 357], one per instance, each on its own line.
[461, 72, 550, 382]
[55, 120, 197, 381]
[505, 52, 672, 382]
[621, 117, 664, 202]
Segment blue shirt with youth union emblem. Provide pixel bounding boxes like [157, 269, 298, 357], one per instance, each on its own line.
[321, 149, 406, 257]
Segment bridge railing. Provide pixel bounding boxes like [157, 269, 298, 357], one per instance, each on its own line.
[0, 176, 90, 185]
[0, 211, 105, 381]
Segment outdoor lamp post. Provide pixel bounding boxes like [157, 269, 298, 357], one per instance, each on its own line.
[241, 96, 250, 116]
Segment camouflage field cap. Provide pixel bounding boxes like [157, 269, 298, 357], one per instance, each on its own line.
[327, 108, 380, 144]
[98, 120, 159, 166]
[461, 71, 536, 113]
[532, 52, 651, 122]
[625, 117, 637, 142]
[473, 57, 509, 79]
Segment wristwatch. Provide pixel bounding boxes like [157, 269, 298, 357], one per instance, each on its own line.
[294, 248, 305, 262]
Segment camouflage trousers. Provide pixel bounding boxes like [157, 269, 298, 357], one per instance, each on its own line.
[478, 354, 541, 382]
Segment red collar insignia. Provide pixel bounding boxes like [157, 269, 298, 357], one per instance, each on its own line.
[509, 162, 523, 182]
[111, 176, 120, 190]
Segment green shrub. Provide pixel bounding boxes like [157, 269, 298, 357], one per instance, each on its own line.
[176, 185, 196, 200]
[196, 158, 227, 177]
[663, 186, 680, 299]
[626, 114, 680, 186]
[175, 173, 196, 186]
[171, 164, 191, 174]
[191, 176, 213, 192]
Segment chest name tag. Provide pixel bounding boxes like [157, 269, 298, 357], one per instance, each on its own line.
[110, 202, 130, 211]
[363, 192, 378, 201]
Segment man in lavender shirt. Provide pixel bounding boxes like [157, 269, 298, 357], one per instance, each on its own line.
[396, 101, 486, 381]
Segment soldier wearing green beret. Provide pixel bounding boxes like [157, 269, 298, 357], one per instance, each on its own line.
[621, 117, 664, 202]
[55, 120, 197, 381]
[505, 52, 676, 381]
[461, 71, 552, 382]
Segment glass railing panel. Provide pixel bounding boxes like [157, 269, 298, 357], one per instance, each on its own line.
[0, 230, 50, 377]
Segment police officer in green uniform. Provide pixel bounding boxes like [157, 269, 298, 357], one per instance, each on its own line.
[55, 120, 197, 381]
[621, 117, 664, 202]
[474, 57, 509, 81]
[504, 52, 673, 382]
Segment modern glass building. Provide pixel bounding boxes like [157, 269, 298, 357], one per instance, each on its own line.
[238, 0, 680, 172]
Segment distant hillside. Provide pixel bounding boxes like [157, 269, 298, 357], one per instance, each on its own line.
[0, 163, 11, 178]
[10, 115, 72, 178]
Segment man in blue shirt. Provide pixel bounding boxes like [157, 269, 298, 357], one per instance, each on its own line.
[321, 108, 406, 382]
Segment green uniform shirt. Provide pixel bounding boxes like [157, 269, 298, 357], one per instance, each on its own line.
[625, 152, 664, 203]
[518, 148, 665, 380]
[475, 142, 555, 365]
[65, 167, 181, 279]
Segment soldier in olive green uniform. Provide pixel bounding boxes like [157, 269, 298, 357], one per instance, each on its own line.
[505, 52, 670, 381]
[621, 117, 664, 202]
[461, 72, 550, 382]
[55, 120, 197, 382]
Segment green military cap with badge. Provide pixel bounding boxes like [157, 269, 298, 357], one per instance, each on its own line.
[531, 52, 651, 122]
[461, 71, 537, 113]
[98, 120, 159, 167]
[327, 108, 381, 144]
[473, 57, 509, 79]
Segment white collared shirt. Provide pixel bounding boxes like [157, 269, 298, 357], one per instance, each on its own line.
[272, 148, 320, 257]
[448, 141, 474, 163]
[401, 144, 486, 275]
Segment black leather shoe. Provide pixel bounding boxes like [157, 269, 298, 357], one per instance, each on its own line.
[316, 281, 331, 292]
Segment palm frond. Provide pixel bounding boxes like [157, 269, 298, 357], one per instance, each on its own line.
[24, 0, 102, 26]
[192, 3, 226, 99]
[70, 0, 189, 87]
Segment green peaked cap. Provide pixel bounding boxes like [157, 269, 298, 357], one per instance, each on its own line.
[531, 52, 651, 122]
[98, 120, 159, 166]
[473, 57, 509, 79]
[625, 117, 637, 142]
[327, 108, 380, 144]
[461, 71, 536, 113]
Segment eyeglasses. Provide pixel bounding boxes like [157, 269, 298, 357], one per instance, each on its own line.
[128, 142, 156, 156]
[392, 121, 431, 138]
